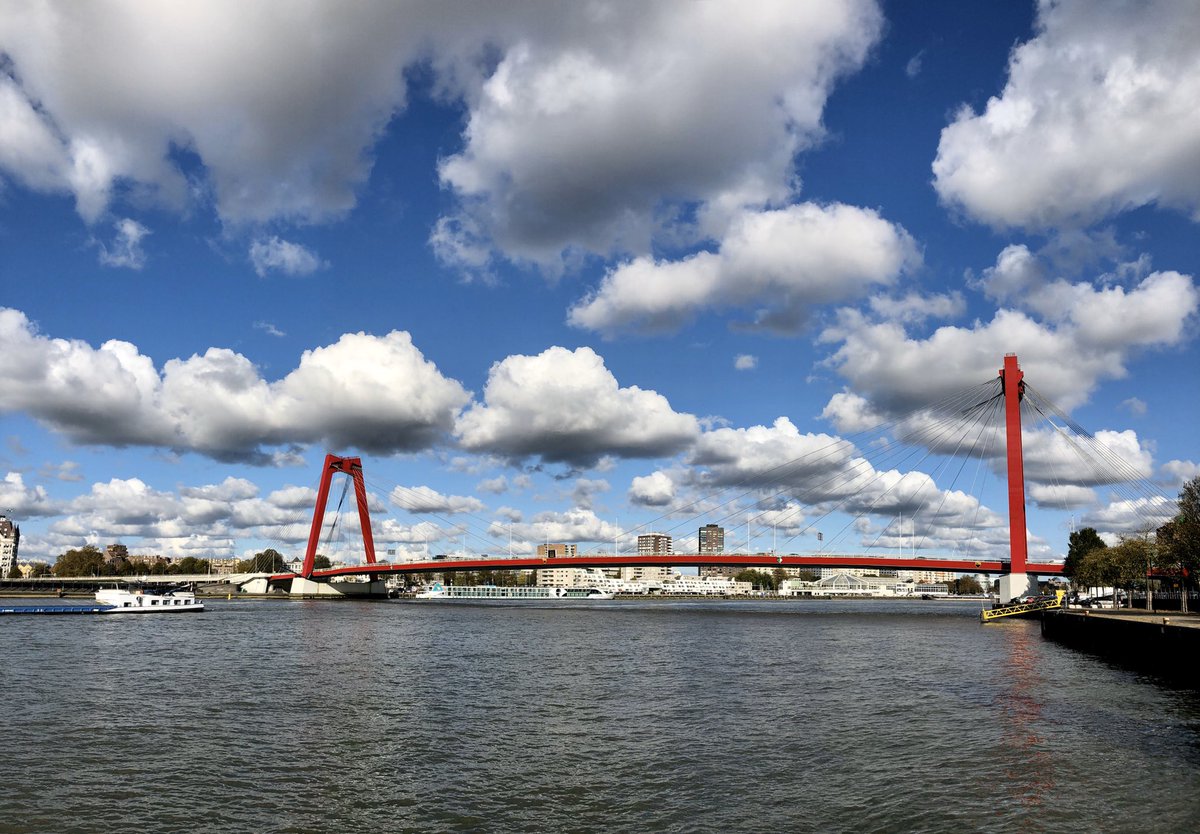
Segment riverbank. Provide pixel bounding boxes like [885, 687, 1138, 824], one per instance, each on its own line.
[1041, 609, 1200, 686]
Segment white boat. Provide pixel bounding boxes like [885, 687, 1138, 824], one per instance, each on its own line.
[96, 587, 204, 613]
[413, 582, 613, 601]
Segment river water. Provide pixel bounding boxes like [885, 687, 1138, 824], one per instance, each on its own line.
[1, 598, 1198, 833]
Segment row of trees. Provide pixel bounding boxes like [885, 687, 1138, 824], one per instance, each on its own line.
[50, 545, 214, 577]
[1063, 476, 1200, 611]
[42, 546, 331, 578]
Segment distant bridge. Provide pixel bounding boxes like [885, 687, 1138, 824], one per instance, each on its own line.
[280, 552, 1063, 583]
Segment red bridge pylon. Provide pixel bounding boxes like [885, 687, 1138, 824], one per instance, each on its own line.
[300, 454, 378, 578]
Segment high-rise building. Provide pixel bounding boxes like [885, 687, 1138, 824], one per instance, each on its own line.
[637, 533, 672, 555]
[536, 543, 577, 559]
[698, 524, 724, 554]
[0, 515, 20, 578]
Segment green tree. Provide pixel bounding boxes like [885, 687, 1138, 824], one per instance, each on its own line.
[7, 565, 22, 579]
[948, 575, 983, 595]
[1157, 476, 1200, 613]
[1108, 538, 1153, 609]
[797, 570, 819, 582]
[172, 556, 211, 574]
[771, 567, 788, 589]
[237, 548, 287, 573]
[53, 545, 106, 577]
[1065, 527, 1107, 584]
[734, 568, 776, 591]
[312, 554, 333, 570]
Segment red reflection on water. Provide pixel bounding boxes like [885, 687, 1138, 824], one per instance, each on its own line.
[998, 622, 1055, 809]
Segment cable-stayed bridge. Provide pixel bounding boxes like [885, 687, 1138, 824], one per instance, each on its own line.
[264, 354, 1110, 598]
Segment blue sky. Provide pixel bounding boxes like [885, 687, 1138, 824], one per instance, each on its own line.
[1, 0, 1197, 566]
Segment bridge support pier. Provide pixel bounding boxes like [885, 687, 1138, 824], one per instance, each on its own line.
[288, 577, 388, 598]
[998, 572, 1037, 604]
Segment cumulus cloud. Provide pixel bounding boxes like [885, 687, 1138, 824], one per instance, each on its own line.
[96, 218, 150, 269]
[572, 478, 609, 511]
[389, 485, 486, 515]
[249, 236, 327, 277]
[569, 203, 919, 336]
[0, 308, 470, 461]
[628, 471, 676, 508]
[0, 2, 433, 225]
[933, 0, 1200, 229]
[819, 255, 1198, 420]
[1028, 483, 1096, 510]
[1161, 459, 1200, 488]
[0, 472, 60, 517]
[867, 291, 964, 324]
[437, 0, 883, 266]
[1021, 428, 1154, 487]
[0, 0, 882, 268]
[476, 475, 509, 495]
[455, 346, 700, 466]
[734, 354, 758, 371]
[1082, 495, 1177, 535]
[487, 508, 621, 546]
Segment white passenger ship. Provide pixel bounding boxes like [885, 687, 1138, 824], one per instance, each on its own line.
[96, 587, 205, 613]
[414, 583, 612, 601]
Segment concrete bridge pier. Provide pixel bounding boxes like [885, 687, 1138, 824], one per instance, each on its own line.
[998, 572, 1037, 604]
[288, 576, 388, 598]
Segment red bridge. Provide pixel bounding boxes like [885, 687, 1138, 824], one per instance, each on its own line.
[271, 354, 1064, 596]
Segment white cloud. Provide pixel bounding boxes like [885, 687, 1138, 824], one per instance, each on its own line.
[1161, 459, 1200, 488]
[688, 417, 861, 504]
[96, 218, 150, 269]
[488, 508, 621, 546]
[904, 51, 925, 79]
[867, 291, 964, 324]
[455, 346, 700, 465]
[1082, 495, 1177, 535]
[1028, 483, 1096, 510]
[390, 485, 486, 515]
[437, 0, 883, 266]
[0, 0, 882, 266]
[933, 0, 1200, 229]
[0, 308, 470, 461]
[249, 237, 327, 277]
[819, 252, 1198, 420]
[569, 203, 919, 336]
[628, 471, 676, 508]
[0, 471, 59, 517]
[1119, 397, 1147, 416]
[572, 478, 609, 511]
[734, 354, 758, 371]
[253, 321, 286, 338]
[476, 475, 509, 495]
[1021, 428, 1154, 487]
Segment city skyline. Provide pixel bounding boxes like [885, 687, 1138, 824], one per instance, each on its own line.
[1, 0, 1197, 565]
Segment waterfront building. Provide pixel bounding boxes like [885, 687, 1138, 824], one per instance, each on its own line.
[659, 575, 752, 596]
[619, 564, 671, 585]
[105, 543, 129, 561]
[0, 515, 19, 577]
[209, 558, 239, 575]
[17, 560, 50, 578]
[899, 569, 957, 584]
